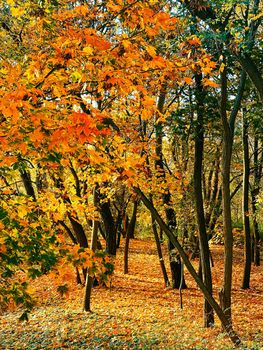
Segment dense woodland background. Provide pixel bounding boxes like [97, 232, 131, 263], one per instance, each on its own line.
[0, 0, 262, 349]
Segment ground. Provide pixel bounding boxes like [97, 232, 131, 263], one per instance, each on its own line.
[0, 239, 262, 349]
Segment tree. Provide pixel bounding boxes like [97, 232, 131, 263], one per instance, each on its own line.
[241, 108, 251, 289]
[193, 73, 214, 327]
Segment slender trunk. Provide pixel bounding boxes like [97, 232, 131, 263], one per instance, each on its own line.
[220, 66, 246, 322]
[208, 188, 222, 234]
[83, 189, 99, 312]
[52, 176, 89, 250]
[220, 64, 233, 322]
[155, 89, 185, 288]
[124, 200, 138, 274]
[134, 187, 242, 347]
[242, 109, 252, 289]
[206, 166, 215, 203]
[251, 194, 260, 266]
[194, 73, 214, 327]
[123, 230, 130, 274]
[116, 211, 123, 248]
[251, 136, 261, 266]
[59, 220, 83, 284]
[128, 203, 137, 239]
[76, 268, 82, 285]
[152, 216, 170, 287]
[206, 149, 220, 230]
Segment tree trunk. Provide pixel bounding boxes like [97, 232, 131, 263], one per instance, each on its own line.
[220, 64, 233, 322]
[205, 147, 221, 232]
[155, 89, 185, 289]
[116, 210, 123, 248]
[193, 73, 214, 327]
[242, 109, 252, 289]
[134, 187, 242, 347]
[83, 189, 99, 312]
[128, 202, 137, 239]
[251, 136, 261, 266]
[220, 66, 246, 322]
[68, 215, 88, 248]
[20, 169, 36, 201]
[169, 237, 187, 289]
[152, 215, 170, 287]
[124, 200, 138, 274]
[100, 199, 117, 255]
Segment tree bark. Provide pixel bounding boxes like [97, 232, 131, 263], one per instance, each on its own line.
[68, 215, 88, 248]
[241, 109, 252, 289]
[251, 136, 261, 266]
[193, 73, 214, 327]
[151, 215, 170, 287]
[100, 199, 117, 255]
[20, 169, 36, 201]
[220, 66, 246, 322]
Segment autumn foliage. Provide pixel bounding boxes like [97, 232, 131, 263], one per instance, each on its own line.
[0, 0, 262, 349]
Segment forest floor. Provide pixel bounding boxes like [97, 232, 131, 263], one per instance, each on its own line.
[0, 239, 262, 350]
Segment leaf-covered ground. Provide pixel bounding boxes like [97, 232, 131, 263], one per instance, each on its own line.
[0, 239, 262, 349]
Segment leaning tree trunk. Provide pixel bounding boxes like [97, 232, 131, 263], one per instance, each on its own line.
[193, 73, 214, 327]
[151, 215, 170, 287]
[20, 169, 36, 201]
[134, 187, 242, 347]
[241, 109, 251, 289]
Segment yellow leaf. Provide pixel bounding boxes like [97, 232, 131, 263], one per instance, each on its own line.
[71, 71, 82, 82]
[146, 45, 156, 58]
[17, 206, 28, 219]
[11, 7, 25, 17]
[82, 46, 93, 55]
[250, 13, 263, 21]
[219, 62, 225, 73]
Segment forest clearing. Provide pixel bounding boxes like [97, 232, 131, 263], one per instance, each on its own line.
[0, 239, 262, 350]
